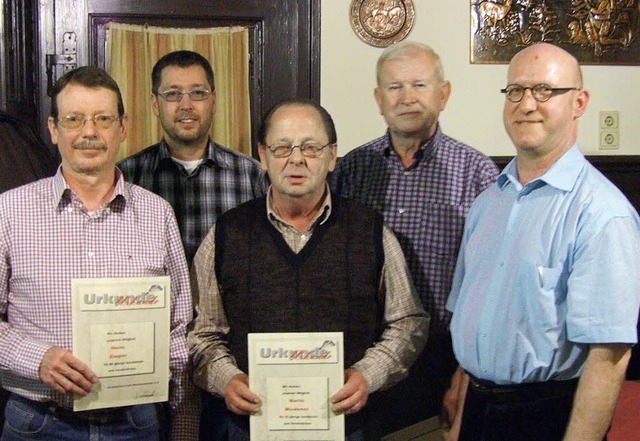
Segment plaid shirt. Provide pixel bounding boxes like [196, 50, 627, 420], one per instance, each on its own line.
[188, 187, 428, 395]
[118, 139, 267, 264]
[0, 169, 198, 441]
[332, 126, 499, 334]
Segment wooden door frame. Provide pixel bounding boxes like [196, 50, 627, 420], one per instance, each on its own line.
[29, 0, 320, 156]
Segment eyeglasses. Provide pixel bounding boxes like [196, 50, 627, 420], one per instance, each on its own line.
[57, 114, 120, 130]
[266, 142, 333, 158]
[501, 84, 580, 103]
[156, 89, 212, 102]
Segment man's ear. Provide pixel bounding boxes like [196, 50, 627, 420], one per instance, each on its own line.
[573, 88, 590, 119]
[151, 93, 160, 117]
[258, 144, 268, 171]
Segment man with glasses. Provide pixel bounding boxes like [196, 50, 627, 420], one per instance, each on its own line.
[445, 43, 640, 441]
[331, 41, 498, 434]
[118, 51, 265, 440]
[118, 50, 266, 265]
[188, 99, 428, 441]
[0, 66, 198, 440]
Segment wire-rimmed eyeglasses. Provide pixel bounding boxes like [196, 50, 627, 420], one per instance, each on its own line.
[156, 89, 212, 102]
[265, 142, 333, 158]
[501, 84, 580, 103]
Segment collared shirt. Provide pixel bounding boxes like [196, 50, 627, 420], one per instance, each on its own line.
[447, 145, 640, 384]
[332, 125, 498, 334]
[0, 168, 199, 440]
[188, 186, 429, 395]
[118, 139, 267, 264]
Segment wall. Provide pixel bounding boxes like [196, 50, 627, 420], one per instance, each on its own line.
[321, 2, 640, 157]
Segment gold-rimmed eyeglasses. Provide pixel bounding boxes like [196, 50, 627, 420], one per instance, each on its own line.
[57, 114, 120, 130]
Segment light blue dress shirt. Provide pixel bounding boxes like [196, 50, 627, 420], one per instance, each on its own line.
[447, 145, 640, 384]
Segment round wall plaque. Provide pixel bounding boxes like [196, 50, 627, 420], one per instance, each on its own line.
[350, 0, 415, 48]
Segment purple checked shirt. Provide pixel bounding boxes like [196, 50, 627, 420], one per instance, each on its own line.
[0, 168, 198, 440]
[332, 126, 499, 334]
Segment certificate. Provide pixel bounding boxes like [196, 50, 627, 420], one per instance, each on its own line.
[248, 332, 344, 441]
[71, 277, 170, 411]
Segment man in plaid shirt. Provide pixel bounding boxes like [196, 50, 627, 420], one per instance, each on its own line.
[118, 51, 266, 265]
[332, 41, 499, 434]
[118, 50, 265, 441]
[0, 66, 198, 440]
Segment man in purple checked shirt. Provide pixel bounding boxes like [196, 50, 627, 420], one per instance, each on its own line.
[0, 66, 198, 441]
[331, 41, 498, 435]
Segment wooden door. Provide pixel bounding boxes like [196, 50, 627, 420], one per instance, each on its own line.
[35, 0, 320, 155]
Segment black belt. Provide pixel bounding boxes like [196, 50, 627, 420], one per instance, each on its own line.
[468, 375, 579, 404]
[51, 403, 129, 425]
[14, 395, 128, 425]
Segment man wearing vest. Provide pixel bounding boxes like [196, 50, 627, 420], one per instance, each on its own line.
[188, 99, 429, 441]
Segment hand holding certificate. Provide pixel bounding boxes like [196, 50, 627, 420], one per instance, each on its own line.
[248, 332, 345, 441]
[71, 277, 171, 411]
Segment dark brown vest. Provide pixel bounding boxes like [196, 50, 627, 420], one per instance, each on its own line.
[215, 196, 385, 373]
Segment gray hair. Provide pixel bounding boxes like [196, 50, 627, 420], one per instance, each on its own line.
[376, 41, 445, 85]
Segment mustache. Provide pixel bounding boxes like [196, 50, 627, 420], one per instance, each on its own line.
[176, 112, 199, 120]
[73, 140, 107, 150]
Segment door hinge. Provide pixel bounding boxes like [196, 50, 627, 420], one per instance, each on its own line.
[46, 32, 77, 96]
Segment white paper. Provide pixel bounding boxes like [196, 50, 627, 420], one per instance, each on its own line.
[71, 277, 170, 411]
[249, 332, 344, 441]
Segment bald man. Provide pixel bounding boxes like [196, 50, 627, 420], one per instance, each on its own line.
[445, 43, 640, 441]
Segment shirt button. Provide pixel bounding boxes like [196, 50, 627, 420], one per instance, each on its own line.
[87, 252, 95, 258]
[301, 234, 307, 240]
[398, 208, 405, 214]
[499, 262, 504, 267]
[403, 170, 411, 176]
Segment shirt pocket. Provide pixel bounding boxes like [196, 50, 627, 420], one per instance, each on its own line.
[537, 266, 562, 291]
[107, 241, 166, 277]
[421, 202, 466, 258]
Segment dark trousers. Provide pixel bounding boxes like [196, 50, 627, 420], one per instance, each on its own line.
[369, 332, 458, 436]
[458, 378, 606, 441]
[227, 413, 367, 441]
[199, 391, 229, 441]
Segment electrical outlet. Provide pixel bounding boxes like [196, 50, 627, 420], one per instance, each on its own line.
[599, 111, 619, 129]
[599, 129, 619, 149]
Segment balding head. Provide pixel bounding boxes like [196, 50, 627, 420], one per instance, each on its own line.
[508, 43, 583, 90]
[502, 43, 590, 180]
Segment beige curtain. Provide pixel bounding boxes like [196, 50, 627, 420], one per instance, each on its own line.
[106, 23, 251, 160]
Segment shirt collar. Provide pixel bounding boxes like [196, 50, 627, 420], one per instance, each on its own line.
[53, 166, 127, 212]
[383, 123, 442, 164]
[157, 138, 223, 170]
[498, 144, 585, 192]
[266, 183, 332, 228]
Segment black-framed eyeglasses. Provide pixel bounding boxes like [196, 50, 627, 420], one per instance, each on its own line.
[501, 84, 580, 103]
[266, 142, 333, 158]
[57, 114, 120, 130]
[156, 89, 212, 102]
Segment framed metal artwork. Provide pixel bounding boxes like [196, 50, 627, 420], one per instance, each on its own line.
[471, 0, 640, 64]
[350, 0, 415, 48]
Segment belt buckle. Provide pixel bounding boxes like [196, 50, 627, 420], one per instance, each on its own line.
[469, 377, 523, 403]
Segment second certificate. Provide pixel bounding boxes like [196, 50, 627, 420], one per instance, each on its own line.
[248, 332, 344, 441]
